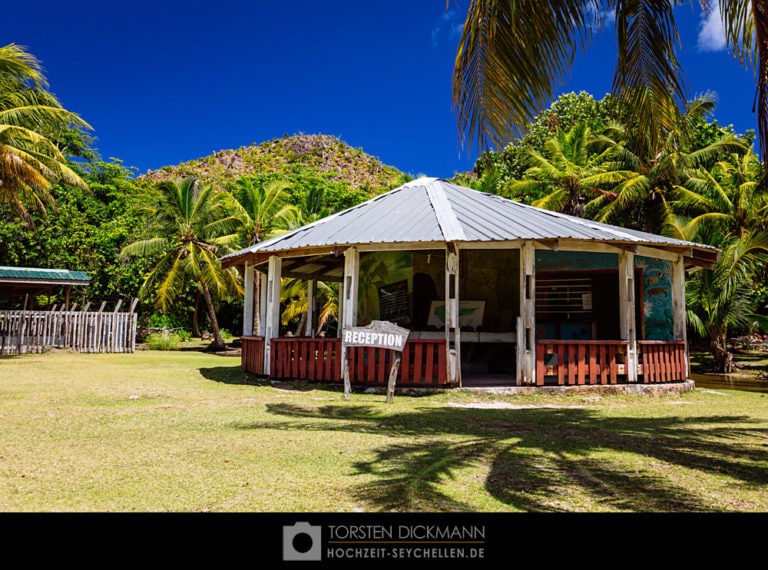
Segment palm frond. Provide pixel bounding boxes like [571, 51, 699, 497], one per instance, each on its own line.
[452, 0, 596, 151]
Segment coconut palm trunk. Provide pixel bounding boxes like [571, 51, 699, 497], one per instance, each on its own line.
[192, 291, 202, 338]
[201, 281, 225, 350]
[711, 330, 735, 374]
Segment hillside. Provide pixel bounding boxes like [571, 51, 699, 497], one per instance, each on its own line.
[138, 133, 409, 193]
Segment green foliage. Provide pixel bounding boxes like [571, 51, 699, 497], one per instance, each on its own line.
[121, 177, 243, 349]
[144, 330, 181, 350]
[224, 176, 298, 245]
[176, 329, 192, 342]
[146, 312, 188, 331]
[475, 92, 615, 196]
[0, 44, 93, 225]
[0, 158, 155, 308]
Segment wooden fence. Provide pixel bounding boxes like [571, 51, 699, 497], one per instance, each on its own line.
[0, 299, 138, 355]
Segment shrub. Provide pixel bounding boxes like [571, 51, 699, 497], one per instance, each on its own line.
[145, 331, 180, 350]
[176, 329, 192, 342]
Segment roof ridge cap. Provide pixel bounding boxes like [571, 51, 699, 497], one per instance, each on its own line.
[425, 179, 465, 242]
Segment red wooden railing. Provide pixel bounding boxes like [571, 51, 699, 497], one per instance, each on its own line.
[638, 340, 687, 383]
[536, 340, 689, 385]
[265, 337, 447, 386]
[347, 339, 447, 386]
[251, 337, 687, 386]
[270, 337, 342, 381]
[535, 340, 629, 386]
[241, 336, 266, 375]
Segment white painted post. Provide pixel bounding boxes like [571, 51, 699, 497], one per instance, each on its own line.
[340, 247, 360, 369]
[263, 255, 282, 376]
[259, 271, 268, 337]
[445, 246, 461, 385]
[243, 261, 254, 337]
[517, 241, 536, 385]
[342, 247, 359, 329]
[619, 251, 638, 382]
[671, 255, 689, 378]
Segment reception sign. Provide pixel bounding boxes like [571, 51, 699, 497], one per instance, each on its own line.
[342, 320, 410, 403]
[342, 320, 410, 352]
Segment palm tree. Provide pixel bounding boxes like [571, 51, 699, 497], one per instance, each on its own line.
[686, 232, 768, 372]
[452, 1, 768, 161]
[668, 147, 768, 371]
[121, 177, 241, 350]
[277, 185, 337, 336]
[292, 184, 332, 227]
[281, 278, 339, 337]
[504, 122, 634, 216]
[588, 95, 749, 234]
[671, 147, 768, 240]
[223, 176, 299, 336]
[0, 44, 91, 226]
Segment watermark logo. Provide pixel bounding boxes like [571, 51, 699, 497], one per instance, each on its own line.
[283, 522, 322, 561]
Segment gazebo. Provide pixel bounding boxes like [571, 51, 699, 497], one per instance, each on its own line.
[220, 177, 719, 390]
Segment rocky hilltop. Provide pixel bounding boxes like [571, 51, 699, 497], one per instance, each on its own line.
[138, 133, 408, 193]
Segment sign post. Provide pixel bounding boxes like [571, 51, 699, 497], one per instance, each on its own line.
[341, 320, 410, 403]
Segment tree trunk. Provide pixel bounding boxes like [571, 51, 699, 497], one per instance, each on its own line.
[201, 281, 225, 350]
[563, 182, 584, 218]
[295, 311, 307, 336]
[711, 332, 734, 373]
[192, 291, 202, 338]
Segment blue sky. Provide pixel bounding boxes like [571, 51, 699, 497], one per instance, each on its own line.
[0, 1, 761, 179]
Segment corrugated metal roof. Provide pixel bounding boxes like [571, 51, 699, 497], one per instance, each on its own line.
[0, 266, 90, 284]
[220, 177, 718, 266]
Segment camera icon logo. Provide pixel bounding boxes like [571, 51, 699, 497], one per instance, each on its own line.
[283, 521, 322, 561]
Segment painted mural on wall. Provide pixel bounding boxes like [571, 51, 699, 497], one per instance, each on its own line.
[636, 256, 673, 340]
[357, 251, 413, 326]
[536, 250, 673, 340]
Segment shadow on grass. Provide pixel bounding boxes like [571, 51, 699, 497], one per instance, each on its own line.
[199, 365, 269, 386]
[255, 402, 768, 512]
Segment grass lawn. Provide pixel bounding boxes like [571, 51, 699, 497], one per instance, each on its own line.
[1, 348, 767, 513]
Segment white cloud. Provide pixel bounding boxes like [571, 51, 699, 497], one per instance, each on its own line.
[431, 8, 464, 48]
[697, 5, 726, 52]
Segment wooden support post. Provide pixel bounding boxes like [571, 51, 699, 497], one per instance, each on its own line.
[445, 245, 461, 385]
[671, 255, 689, 378]
[340, 247, 359, 377]
[243, 261, 254, 337]
[517, 241, 536, 385]
[18, 294, 28, 354]
[385, 354, 401, 404]
[263, 255, 282, 376]
[619, 251, 638, 382]
[258, 271, 268, 337]
[342, 357, 351, 400]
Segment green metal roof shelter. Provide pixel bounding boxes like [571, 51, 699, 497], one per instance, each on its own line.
[0, 266, 90, 305]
